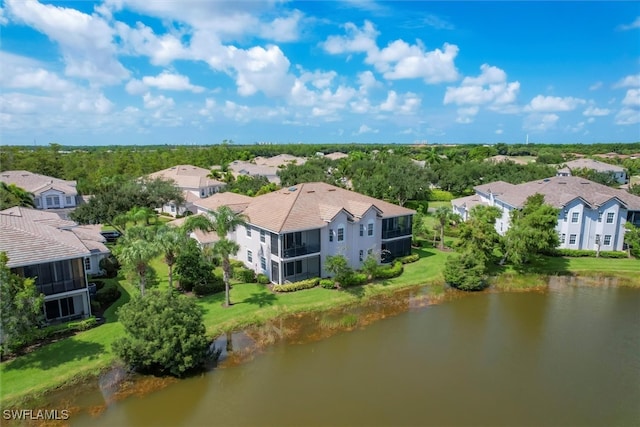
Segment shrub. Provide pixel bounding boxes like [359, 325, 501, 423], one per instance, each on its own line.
[256, 273, 270, 284]
[444, 252, 486, 291]
[193, 275, 224, 296]
[399, 254, 420, 264]
[113, 290, 209, 377]
[68, 317, 98, 331]
[549, 249, 628, 258]
[233, 267, 256, 283]
[272, 278, 319, 292]
[94, 281, 121, 307]
[374, 261, 403, 279]
[90, 300, 101, 313]
[319, 279, 335, 289]
[599, 251, 628, 259]
[92, 280, 105, 290]
[343, 273, 368, 287]
[429, 189, 455, 201]
[99, 255, 120, 278]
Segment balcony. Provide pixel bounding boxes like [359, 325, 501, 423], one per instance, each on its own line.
[283, 244, 321, 258]
[382, 227, 412, 240]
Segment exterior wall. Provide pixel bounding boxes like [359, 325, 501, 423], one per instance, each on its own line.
[84, 253, 109, 275]
[38, 189, 78, 210]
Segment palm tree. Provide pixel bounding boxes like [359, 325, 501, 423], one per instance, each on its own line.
[213, 238, 240, 307]
[156, 225, 188, 290]
[114, 227, 161, 296]
[0, 182, 35, 209]
[434, 206, 455, 250]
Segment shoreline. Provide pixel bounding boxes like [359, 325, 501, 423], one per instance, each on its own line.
[2, 261, 639, 409]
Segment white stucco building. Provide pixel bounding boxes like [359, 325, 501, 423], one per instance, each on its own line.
[219, 182, 414, 284]
[452, 176, 640, 252]
[0, 170, 80, 210]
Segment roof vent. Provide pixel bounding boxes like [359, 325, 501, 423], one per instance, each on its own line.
[328, 188, 336, 192]
[288, 186, 297, 192]
[307, 190, 315, 193]
[543, 179, 550, 182]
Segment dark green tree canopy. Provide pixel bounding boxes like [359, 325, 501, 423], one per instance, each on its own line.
[113, 290, 209, 377]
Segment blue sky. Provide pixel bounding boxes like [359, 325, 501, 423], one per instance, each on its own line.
[1, 0, 639, 146]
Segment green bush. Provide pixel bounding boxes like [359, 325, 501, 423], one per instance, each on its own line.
[99, 255, 120, 278]
[256, 273, 270, 284]
[550, 249, 628, 258]
[272, 278, 319, 292]
[429, 189, 455, 201]
[343, 273, 368, 287]
[319, 279, 335, 289]
[374, 261, 403, 279]
[444, 252, 486, 291]
[91, 280, 105, 290]
[90, 300, 101, 313]
[94, 281, 121, 307]
[399, 254, 420, 264]
[68, 317, 98, 331]
[193, 275, 224, 296]
[233, 267, 256, 283]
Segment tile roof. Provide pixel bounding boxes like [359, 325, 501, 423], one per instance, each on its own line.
[451, 194, 484, 209]
[476, 176, 640, 210]
[474, 181, 516, 196]
[241, 182, 415, 233]
[563, 159, 625, 173]
[193, 192, 253, 213]
[0, 207, 109, 267]
[146, 165, 224, 189]
[0, 170, 77, 196]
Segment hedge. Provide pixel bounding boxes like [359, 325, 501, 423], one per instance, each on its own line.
[319, 279, 336, 289]
[398, 254, 420, 264]
[374, 261, 404, 279]
[233, 267, 256, 283]
[272, 278, 319, 292]
[256, 273, 270, 284]
[343, 273, 368, 287]
[429, 189, 455, 201]
[550, 249, 628, 258]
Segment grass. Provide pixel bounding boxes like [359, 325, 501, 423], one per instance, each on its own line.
[1, 247, 639, 407]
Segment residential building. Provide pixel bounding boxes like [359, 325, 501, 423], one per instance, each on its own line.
[0, 207, 111, 323]
[235, 182, 414, 284]
[0, 170, 79, 210]
[228, 154, 307, 184]
[452, 176, 640, 252]
[145, 165, 225, 216]
[558, 159, 628, 184]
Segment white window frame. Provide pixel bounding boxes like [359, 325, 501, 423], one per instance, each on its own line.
[260, 230, 266, 243]
[337, 227, 344, 242]
[606, 212, 614, 224]
[571, 212, 579, 223]
[560, 233, 566, 244]
[329, 229, 334, 242]
[247, 250, 253, 263]
[359, 224, 364, 237]
[246, 227, 252, 237]
[603, 235, 612, 246]
[569, 234, 577, 244]
[367, 222, 374, 236]
[84, 257, 91, 271]
[260, 257, 266, 270]
[359, 250, 364, 261]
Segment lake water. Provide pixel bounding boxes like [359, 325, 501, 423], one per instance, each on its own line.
[53, 284, 640, 426]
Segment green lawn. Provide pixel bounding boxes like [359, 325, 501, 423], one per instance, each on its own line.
[2, 247, 639, 407]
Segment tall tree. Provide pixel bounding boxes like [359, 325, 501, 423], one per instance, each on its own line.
[433, 206, 456, 250]
[114, 227, 161, 296]
[0, 252, 44, 354]
[455, 205, 502, 266]
[502, 194, 560, 265]
[213, 238, 240, 306]
[624, 222, 640, 258]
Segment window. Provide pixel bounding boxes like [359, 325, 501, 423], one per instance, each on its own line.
[360, 224, 364, 237]
[560, 233, 566, 244]
[46, 195, 60, 207]
[606, 212, 615, 224]
[285, 260, 302, 277]
[598, 212, 602, 222]
[84, 258, 91, 271]
[563, 211, 567, 222]
[359, 250, 364, 261]
[246, 227, 252, 237]
[367, 249, 373, 255]
[367, 223, 374, 236]
[65, 196, 72, 205]
[329, 229, 334, 242]
[260, 230, 266, 243]
[35, 198, 41, 207]
[337, 227, 344, 242]
[569, 234, 577, 245]
[595, 234, 600, 245]
[571, 212, 579, 223]
[170, 205, 175, 213]
[260, 257, 266, 270]
[603, 235, 612, 246]
[247, 250, 253, 263]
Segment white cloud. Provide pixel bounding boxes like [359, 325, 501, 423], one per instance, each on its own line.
[615, 108, 640, 125]
[621, 88, 640, 107]
[143, 93, 175, 110]
[583, 106, 611, 117]
[0, 52, 74, 92]
[618, 16, 640, 31]
[115, 21, 191, 66]
[589, 81, 603, 91]
[495, 129, 503, 135]
[613, 74, 640, 88]
[422, 14, 454, 30]
[524, 113, 559, 131]
[142, 71, 205, 93]
[5, 0, 129, 85]
[525, 95, 586, 112]
[356, 124, 379, 134]
[259, 10, 303, 42]
[455, 106, 479, 124]
[0, 6, 8, 25]
[323, 21, 459, 83]
[380, 91, 398, 111]
[229, 45, 294, 97]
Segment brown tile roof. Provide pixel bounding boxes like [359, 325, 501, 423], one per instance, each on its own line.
[146, 165, 224, 189]
[0, 170, 77, 196]
[479, 176, 640, 210]
[193, 192, 253, 213]
[241, 182, 415, 233]
[451, 194, 484, 209]
[0, 207, 108, 267]
[474, 181, 516, 196]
